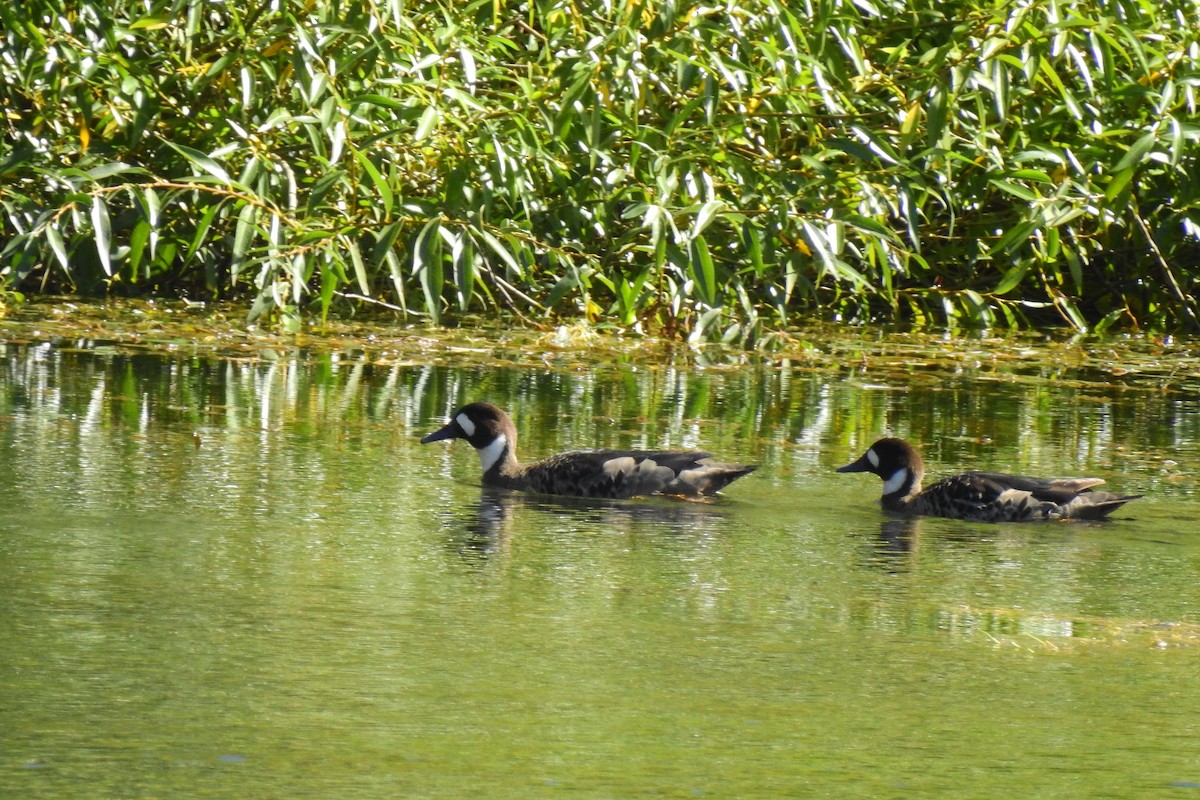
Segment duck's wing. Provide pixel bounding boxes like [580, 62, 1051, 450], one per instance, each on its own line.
[968, 471, 1107, 495]
[932, 472, 1139, 521]
[525, 450, 755, 499]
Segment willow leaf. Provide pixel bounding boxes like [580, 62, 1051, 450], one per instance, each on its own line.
[231, 203, 257, 280]
[413, 217, 443, 321]
[688, 235, 717, 307]
[44, 224, 70, 271]
[165, 141, 232, 184]
[352, 149, 394, 216]
[994, 264, 1029, 295]
[452, 230, 476, 312]
[1114, 131, 1157, 172]
[343, 234, 370, 294]
[91, 196, 112, 276]
[129, 218, 151, 281]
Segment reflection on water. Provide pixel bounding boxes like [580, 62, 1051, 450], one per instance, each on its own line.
[2, 337, 1200, 798]
[441, 488, 746, 564]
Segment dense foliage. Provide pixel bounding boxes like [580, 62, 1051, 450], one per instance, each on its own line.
[2, 0, 1199, 339]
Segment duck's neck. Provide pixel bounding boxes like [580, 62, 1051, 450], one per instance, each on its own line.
[880, 467, 921, 510]
[477, 433, 518, 478]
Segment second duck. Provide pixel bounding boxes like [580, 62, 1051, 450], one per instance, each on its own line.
[422, 402, 757, 499]
[837, 437, 1141, 522]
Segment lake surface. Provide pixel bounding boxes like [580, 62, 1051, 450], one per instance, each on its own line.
[2, 326, 1199, 798]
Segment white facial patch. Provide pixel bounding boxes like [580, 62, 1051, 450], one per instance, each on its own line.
[476, 433, 507, 472]
[455, 412, 476, 437]
[881, 468, 908, 496]
[867, 448, 880, 469]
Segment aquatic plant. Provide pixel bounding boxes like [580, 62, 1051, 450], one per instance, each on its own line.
[2, 0, 1198, 337]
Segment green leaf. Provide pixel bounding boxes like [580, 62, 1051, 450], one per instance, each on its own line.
[44, 224, 70, 272]
[1114, 131, 1156, 172]
[692, 200, 725, 238]
[164, 141, 232, 184]
[129, 218, 151, 281]
[825, 138, 878, 164]
[1104, 167, 1135, 203]
[141, 187, 160, 261]
[413, 217, 443, 321]
[91, 196, 112, 276]
[994, 264, 1029, 295]
[1009, 169, 1054, 183]
[343, 234, 370, 294]
[128, 15, 172, 30]
[989, 221, 1036, 257]
[1056, 294, 1088, 332]
[415, 105, 439, 141]
[352, 93, 407, 111]
[742, 221, 764, 277]
[844, 214, 897, 240]
[86, 162, 145, 181]
[925, 86, 948, 148]
[687, 234, 717, 307]
[370, 221, 404, 268]
[989, 178, 1038, 202]
[352, 149, 394, 217]
[452, 230, 476, 311]
[231, 203, 257, 280]
[475, 228, 523, 277]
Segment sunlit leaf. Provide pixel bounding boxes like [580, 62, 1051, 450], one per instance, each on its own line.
[231, 203, 257, 280]
[989, 178, 1038, 202]
[44, 224, 70, 272]
[85, 162, 145, 181]
[342, 234, 370, 295]
[415, 105, 439, 141]
[91, 196, 112, 276]
[1114, 131, 1157, 172]
[164, 141, 232, 184]
[688, 235, 717, 307]
[452, 230, 476, 311]
[994, 264, 1029, 295]
[129, 218, 150, 281]
[413, 217, 443, 321]
[1104, 167, 1135, 203]
[128, 15, 171, 30]
[692, 200, 725, 238]
[475, 228, 523, 278]
[351, 149, 394, 216]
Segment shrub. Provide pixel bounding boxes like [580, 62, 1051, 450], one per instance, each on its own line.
[2, 0, 1198, 337]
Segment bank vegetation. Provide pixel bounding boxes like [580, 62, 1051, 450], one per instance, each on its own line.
[2, 0, 1199, 342]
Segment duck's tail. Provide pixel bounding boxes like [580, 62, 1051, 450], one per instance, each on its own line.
[1061, 493, 1143, 520]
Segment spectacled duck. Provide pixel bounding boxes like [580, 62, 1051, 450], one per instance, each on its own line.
[837, 437, 1141, 522]
[422, 402, 756, 499]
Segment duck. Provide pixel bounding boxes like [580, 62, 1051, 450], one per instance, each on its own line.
[837, 437, 1141, 522]
[421, 402, 757, 499]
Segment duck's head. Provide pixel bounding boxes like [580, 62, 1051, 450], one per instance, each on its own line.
[421, 402, 515, 473]
[837, 437, 923, 497]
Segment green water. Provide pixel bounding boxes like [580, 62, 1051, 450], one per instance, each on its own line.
[2, 337, 1199, 799]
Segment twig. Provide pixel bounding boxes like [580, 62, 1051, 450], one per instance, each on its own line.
[1131, 198, 1200, 331]
[334, 291, 417, 314]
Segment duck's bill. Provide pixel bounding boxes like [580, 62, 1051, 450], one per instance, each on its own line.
[836, 455, 871, 473]
[420, 423, 459, 444]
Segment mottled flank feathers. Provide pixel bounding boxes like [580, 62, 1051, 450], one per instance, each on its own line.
[837, 437, 1141, 522]
[422, 402, 756, 499]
